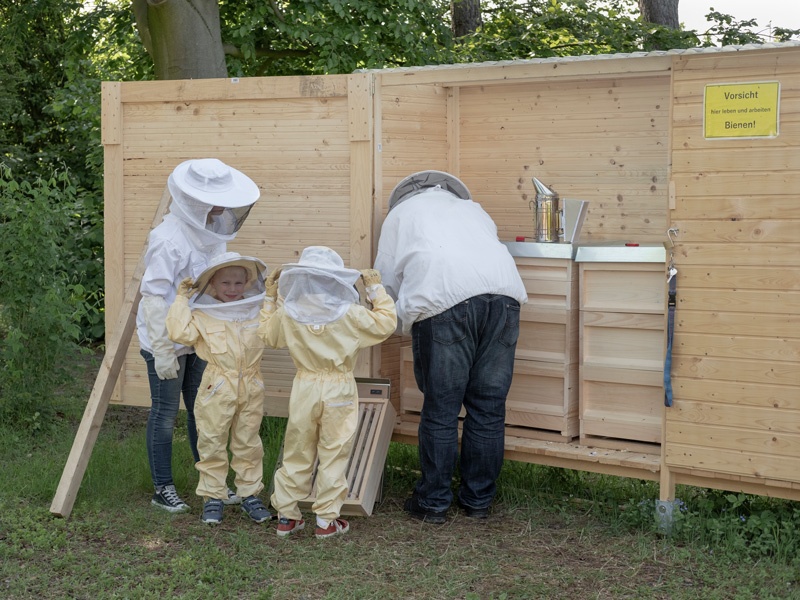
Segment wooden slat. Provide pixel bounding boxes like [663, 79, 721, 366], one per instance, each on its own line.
[666, 442, 800, 482]
[674, 310, 800, 338]
[671, 265, 800, 290]
[668, 377, 800, 409]
[668, 400, 800, 434]
[376, 55, 672, 87]
[119, 75, 349, 103]
[671, 355, 800, 387]
[298, 396, 396, 517]
[672, 243, 800, 267]
[675, 332, 800, 362]
[50, 187, 171, 518]
[678, 288, 800, 314]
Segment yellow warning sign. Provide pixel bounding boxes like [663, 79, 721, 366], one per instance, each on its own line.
[704, 82, 780, 139]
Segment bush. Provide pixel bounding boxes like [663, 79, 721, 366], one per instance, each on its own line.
[0, 164, 87, 430]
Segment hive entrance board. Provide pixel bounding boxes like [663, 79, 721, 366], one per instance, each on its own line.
[274, 379, 395, 517]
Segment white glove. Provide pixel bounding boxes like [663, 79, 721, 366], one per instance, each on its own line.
[153, 350, 180, 380]
[140, 295, 180, 380]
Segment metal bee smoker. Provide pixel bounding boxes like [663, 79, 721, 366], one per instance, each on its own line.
[530, 177, 563, 243]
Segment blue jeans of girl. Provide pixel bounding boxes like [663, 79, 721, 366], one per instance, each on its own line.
[141, 350, 205, 488]
[411, 294, 520, 513]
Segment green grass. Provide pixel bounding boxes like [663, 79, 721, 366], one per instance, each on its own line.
[2, 375, 800, 598]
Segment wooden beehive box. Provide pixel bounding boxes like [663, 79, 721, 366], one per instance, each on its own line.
[398, 248, 579, 443]
[399, 345, 424, 418]
[292, 379, 395, 517]
[577, 243, 666, 452]
[505, 249, 580, 441]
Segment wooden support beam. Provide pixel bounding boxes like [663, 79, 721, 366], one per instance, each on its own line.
[50, 188, 171, 518]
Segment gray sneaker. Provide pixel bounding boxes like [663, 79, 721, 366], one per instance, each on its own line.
[202, 499, 224, 525]
[241, 496, 272, 523]
[223, 488, 241, 505]
[151, 484, 190, 514]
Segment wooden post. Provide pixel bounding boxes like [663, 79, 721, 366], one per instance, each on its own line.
[348, 73, 375, 379]
[49, 188, 171, 518]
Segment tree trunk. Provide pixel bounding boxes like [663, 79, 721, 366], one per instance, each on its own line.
[132, 0, 227, 80]
[451, 0, 482, 38]
[638, 0, 679, 29]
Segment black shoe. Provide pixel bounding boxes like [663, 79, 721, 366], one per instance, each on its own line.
[403, 495, 447, 525]
[151, 484, 190, 514]
[456, 498, 489, 519]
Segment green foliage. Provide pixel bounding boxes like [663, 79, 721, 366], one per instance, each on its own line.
[449, 0, 700, 63]
[0, 1, 149, 344]
[490, 463, 800, 565]
[219, 0, 455, 76]
[600, 482, 800, 564]
[0, 165, 86, 429]
[697, 11, 800, 46]
[666, 488, 800, 562]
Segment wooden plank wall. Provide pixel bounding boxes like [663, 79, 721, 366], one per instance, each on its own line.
[104, 47, 800, 501]
[375, 82, 450, 408]
[667, 46, 800, 496]
[374, 60, 673, 421]
[457, 76, 671, 243]
[376, 57, 673, 245]
[103, 74, 371, 414]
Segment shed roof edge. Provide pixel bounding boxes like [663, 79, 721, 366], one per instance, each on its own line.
[355, 41, 800, 74]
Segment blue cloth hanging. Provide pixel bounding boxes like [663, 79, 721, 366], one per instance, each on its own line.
[664, 268, 677, 407]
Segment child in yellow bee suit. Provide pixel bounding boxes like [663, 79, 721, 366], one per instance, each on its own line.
[258, 246, 397, 539]
[166, 252, 272, 526]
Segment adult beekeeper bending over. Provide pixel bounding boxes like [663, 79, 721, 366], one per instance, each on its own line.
[137, 158, 260, 514]
[374, 171, 527, 525]
[258, 246, 396, 539]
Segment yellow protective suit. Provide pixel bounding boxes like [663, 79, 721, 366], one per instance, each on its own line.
[258, 288, 396, 523]
[166, 295, 266, 501]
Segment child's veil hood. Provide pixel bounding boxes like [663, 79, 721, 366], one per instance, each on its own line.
[279, 246, 360, 326]
[190, 252, 268, 321]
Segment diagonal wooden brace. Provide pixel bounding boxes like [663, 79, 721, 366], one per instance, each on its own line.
[50, 187, 171, 518]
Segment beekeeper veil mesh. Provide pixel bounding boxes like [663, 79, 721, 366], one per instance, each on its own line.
[387, 170, 471, 212]
[167, 158, 260, 241]
[279, 246, 360, 326]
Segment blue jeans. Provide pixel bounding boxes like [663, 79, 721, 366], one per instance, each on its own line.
[411, 295, 520, 512]
[141, 350, 205, 488]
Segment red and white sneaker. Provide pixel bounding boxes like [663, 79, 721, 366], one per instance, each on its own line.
[276, 517, 305, 537]
[315, 518, 349, 539]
